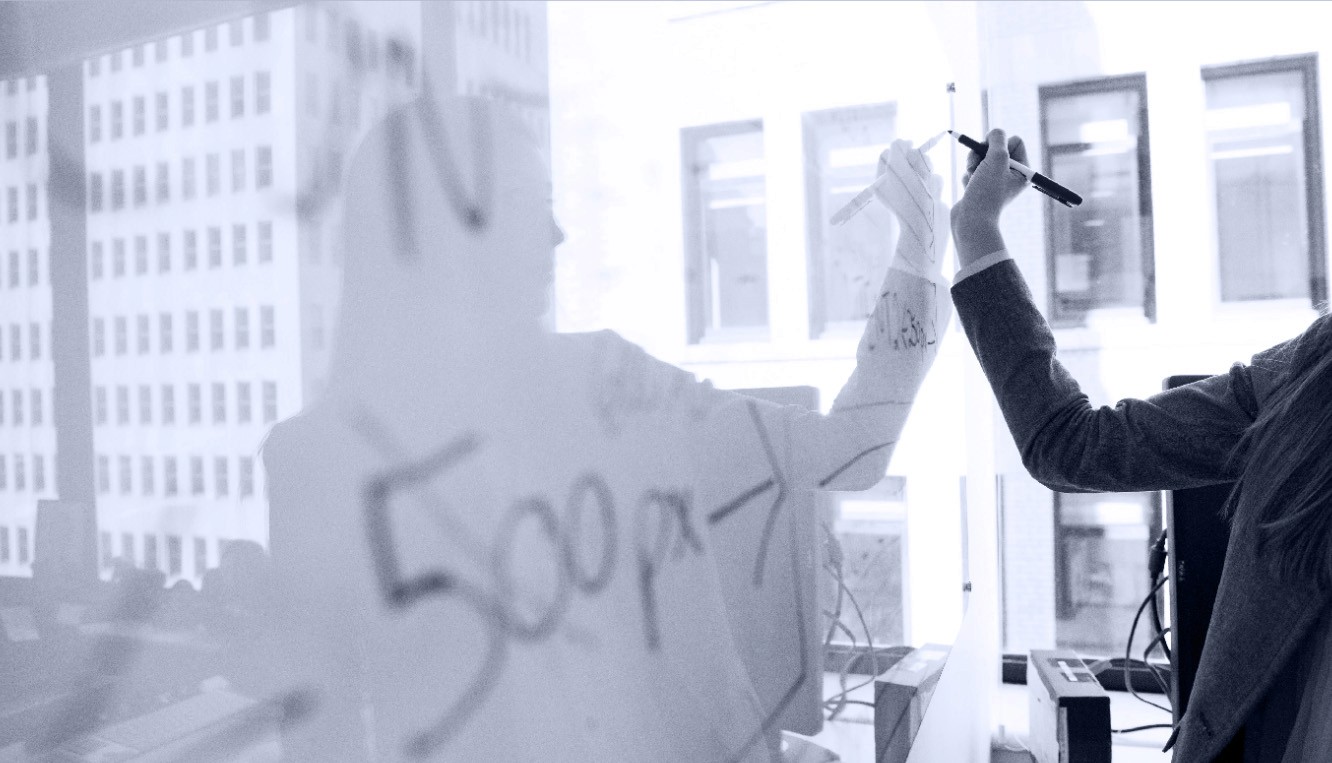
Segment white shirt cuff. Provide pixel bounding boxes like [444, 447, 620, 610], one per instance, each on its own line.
[954, 250, 1012, 284]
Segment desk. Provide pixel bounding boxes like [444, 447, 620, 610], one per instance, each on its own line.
[790, 674, 1173, 762]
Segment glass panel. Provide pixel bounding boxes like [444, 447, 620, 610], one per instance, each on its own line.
[804, 102, 897, 334]
[685, 124, 769, 337]
[1207, 69, 1310, 301]
[1045, 87, 1147, 322]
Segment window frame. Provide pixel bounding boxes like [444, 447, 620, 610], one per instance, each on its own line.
[1200, 53, 1327, 307]
[1039, 72, 1157, 326]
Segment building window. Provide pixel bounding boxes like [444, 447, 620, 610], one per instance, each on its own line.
[132, 166, 147, 206]
[208, 226, 222, 267]
[256, 146, 273, 188]
[180, 31, 194, 57]
[89, 173, 103, 212]
[137, 314, 150, 353]
[89, 105, 102, 142]
[134, 236, 148, 275]
[33, 455, 44, 492]
[6, 250, 16, 286]
[118, 455, 132, 495]
[186, 311, 199, 351]
[30, 323, 40, 360]
[113, 238, 125, 277]
[212, 382, 226, 423]
[231, 75, 245, 118]
[258, 221, 273, 262]
[111, 170, 125, 210]
[237, 381, 252, 423]
[256, 71, 271, 114]
[182, 85, 195, 127]
[239, 456, 254, 497]
[205, 81, 219, 122]
[155, 39, 168, 63]
[156, 91, 169, 131]
[229, 19, 244, 46]
[6, 187, 15, 222]
[182, 157, 196, 200]
[255, 12, 270, 42]
[156, 162, 170, 202]
[184, 230, 198, 269]
[232, 149, 247, 193]
[26, 116, 38, 155]
[682, 121, 769, 342]
[13, 456, 25, 492]
[120, 533, 134, 564]
[94, 386, 107, 425]
[138, 385, 152, 424]
[235, 307, 250, 349]
[260, 305, 275, 347]
[144, 534, 158, 570]
[262, 381, 277, 423]
[159, 313, 173, 353]
[17, 527, 28, 564]
[27, 249, 38, 286]
[116, 386, 129, 424]
[25, 183, 37, 220]
[12, 391, 23, 426]
[142, 456, 155, 496]
[1040, 74, 1155, 325]
[3, 122, 13, 159]
[210, 308, 224, 350]
[194, 536, 207, 576]
[165, 457, 178, 496]
[168, 535, 182, 575]
[8, 324, 18, 361]
[133, 96, 145, 136]
[30, 389, 41, 425]
[157, 232, 171, 272]
[132, 44, 144, 67]
[90, 242, 104, 280]
[215, 457, 229, 498]
[188, 383, 201, 424]
[205, 25, 218, 52]
[114, 316, 127, 354]
[206, 153, 220, 196]
[233, 224, 247, 264]
[162, 384, 175, 425]
[1204, 54, 1326, 304]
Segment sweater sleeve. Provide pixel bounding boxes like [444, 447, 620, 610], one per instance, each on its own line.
[950, 258, 1294, 493]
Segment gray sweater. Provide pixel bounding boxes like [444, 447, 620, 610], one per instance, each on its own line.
[950, 258, 1331, 762]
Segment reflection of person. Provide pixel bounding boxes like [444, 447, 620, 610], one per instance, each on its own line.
[950, 128, 1332, 762]
[262, 95, 953, 761]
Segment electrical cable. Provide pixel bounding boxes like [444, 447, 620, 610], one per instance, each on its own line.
[819, 521, 882, 721]
[1142, 627, 1172, 697]
[1124, 575, 1172, 714]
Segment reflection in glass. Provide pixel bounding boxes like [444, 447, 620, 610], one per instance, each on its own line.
[683, 122, 769, 341]
[803, 102, 896, 336]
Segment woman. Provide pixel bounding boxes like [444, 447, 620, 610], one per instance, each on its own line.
[950, 128, 1332, 762]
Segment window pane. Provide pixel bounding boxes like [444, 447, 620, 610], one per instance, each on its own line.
[1044, 84, 1152, 323]
[803, 103, 896, 333]
[684, 124, 769, 339]
[1207, 69, 1311, 301]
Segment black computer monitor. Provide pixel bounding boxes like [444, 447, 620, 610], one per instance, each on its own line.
[1163, 375, 1243, 760]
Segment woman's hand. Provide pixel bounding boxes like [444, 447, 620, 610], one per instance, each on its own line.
[874, 138, 949, 278]
[950, 128, 1029, 268]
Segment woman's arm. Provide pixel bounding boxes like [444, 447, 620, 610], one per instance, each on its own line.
[949, 129, 1289, 493]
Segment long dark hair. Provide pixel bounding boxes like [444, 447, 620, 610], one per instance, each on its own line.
[1227, 312, 1332, 587]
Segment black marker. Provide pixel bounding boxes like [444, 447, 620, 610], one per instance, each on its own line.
[949, 130, 1082, 208]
